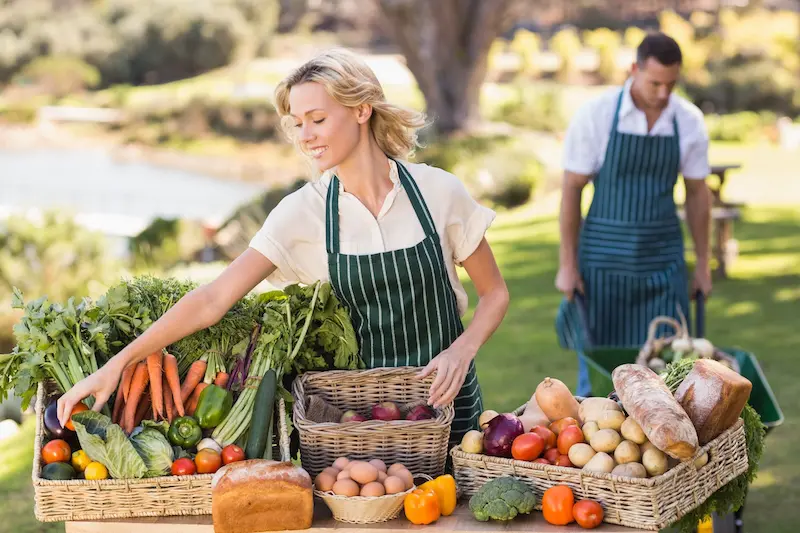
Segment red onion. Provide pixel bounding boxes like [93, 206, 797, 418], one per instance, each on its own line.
[483, 413, 525, 457]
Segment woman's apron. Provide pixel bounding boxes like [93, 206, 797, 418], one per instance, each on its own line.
[556, 90, 690, 396]
[325, 158, 483, 446]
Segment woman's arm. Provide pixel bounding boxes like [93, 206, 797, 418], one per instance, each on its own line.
[58, 249, 276, 425]
[419, 238, 509, 408]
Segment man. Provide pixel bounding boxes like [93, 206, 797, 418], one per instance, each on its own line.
[555, 32, 712, 396]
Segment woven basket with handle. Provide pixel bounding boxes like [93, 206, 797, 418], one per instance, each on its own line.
[292, 367, 454, 481]
[32, 380, 291, 522]
[450, 402, 748, 531]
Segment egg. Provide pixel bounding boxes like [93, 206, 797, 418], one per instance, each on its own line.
[383, 475, 406, 495]
[314, 472, 336, 492]
[368, 459, 387, 472]
[394, 468, 415, 490]
[377, 471, 388, 483]
[336, 469, 352, 481]
[349, 462, 379, 485]
[360, 481, 386, 497]
[332, 457, 350, 471]
[332, 479, 360, 497]
[387, 463, 406, 476]
[322, 467, 340, 478]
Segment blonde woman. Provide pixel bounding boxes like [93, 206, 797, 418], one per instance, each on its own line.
[58, 48, 509, 445]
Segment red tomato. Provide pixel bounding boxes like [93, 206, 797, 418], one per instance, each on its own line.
[42, 439, 71, 464]
[544, 447, 561, 463]
[65, 403, 88, 431]
[530, 425, 557, 450]
[221, 444, 245, 465]
[555, 455, 574, 467]
[171, 458, 196, 476]
[511, 433, 546, 461]
[533, 458, 551, 465]
[573, 500, 604, 529]
[557, 425, 585, 455]
[195, 449, 222, 474]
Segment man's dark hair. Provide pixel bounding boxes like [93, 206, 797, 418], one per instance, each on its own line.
[637, 32, 682, 66]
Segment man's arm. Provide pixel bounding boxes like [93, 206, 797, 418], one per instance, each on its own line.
[684, 178, 712, 295]
[556, 171, 591, 299]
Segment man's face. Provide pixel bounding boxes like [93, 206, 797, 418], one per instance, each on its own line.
[631, 57, 681, 111]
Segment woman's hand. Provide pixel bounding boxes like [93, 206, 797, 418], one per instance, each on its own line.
[417, 343, 476, 409]
[57, 358, 123, 427]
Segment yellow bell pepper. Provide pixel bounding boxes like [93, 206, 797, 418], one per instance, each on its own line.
[419, 474, 457, 516]
[404, 488, 440, 525]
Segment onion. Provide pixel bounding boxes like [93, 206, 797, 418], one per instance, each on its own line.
[197, 438, 222, 454]
[483, 413, 524, 457]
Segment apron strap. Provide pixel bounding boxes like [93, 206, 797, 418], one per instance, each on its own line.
[325, 176, 341, 254]
[391, 158, 437, 238]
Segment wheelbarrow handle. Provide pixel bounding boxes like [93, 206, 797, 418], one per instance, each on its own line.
[573, 291, 594, 348]
[695, 290, 705, 338]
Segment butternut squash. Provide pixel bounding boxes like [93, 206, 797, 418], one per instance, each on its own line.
[534, 377, 580, 422]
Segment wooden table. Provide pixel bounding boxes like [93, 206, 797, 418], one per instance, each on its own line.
[65, 502, 652, 533]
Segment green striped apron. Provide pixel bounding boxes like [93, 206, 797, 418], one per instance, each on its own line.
[325, 158, 483, 446]
[556, 89, 690, 394]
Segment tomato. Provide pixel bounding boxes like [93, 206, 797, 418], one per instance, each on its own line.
[543, 447, 561, 463]
[42, 439, 72, 464]
[171, 458, 197, 476]
[557, 425, 585, 455]
[511, 433, 545, 461]
[549, 417, 579, 436]
[71, 450, 92, 473]
[555, 455, 574, 467]
[542, 485, 575, 526]
[221, 444, 245, 465]
[84, 462, 109, 480]
[195, 449, 222, 474]
[65, 403, 89, 431]
[573, 500, 604, 529]
[530, 425, 557, 450]
[533, 458, 551, 465]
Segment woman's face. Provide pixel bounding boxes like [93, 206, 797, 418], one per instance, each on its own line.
[288, 81, 365, 172]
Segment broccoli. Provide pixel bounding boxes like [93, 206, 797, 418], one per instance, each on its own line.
[468, 476, 537, 522]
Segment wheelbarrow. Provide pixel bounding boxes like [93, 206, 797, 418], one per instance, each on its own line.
[570, 292, 783, 533]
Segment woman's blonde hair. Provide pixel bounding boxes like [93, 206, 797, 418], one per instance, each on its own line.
[274, 48, 428, 161]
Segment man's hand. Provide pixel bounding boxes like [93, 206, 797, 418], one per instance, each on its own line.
[555, 264, 584, 301]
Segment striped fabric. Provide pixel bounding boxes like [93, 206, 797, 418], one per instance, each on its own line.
[326, 158, 483, 446]
[557, 89, 690, 393]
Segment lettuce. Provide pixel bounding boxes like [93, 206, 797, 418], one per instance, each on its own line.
[131, 426, 174, 478]
[71, 410, 147, 479]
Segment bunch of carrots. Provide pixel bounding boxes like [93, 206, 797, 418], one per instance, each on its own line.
[111, 351, 229, 434]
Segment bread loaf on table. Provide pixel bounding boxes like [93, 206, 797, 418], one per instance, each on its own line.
[212, 460, 313, 533]
[675, 359, 752, 445]
[612, 364, 699, 460]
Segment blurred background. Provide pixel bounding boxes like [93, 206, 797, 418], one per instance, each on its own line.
[0, 1, 798, 531]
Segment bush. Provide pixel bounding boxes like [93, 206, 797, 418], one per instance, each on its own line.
[490, 85, 565, 133]
[13, 55, 100, 97]
[704, 111, 778, 143]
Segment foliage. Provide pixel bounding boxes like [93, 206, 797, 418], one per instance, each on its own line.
[582, 28, 622, 84]
[490, 85, 565, 133]
[548, 27, 582, 83]
[13, 55, 100, 97]
[129, 217, 208, 273]
[704, 112, 778, 143]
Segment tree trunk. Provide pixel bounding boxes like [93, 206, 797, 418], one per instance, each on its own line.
[375, 0, 516, 135]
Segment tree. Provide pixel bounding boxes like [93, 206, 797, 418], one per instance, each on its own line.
[375, 0, 517, 135]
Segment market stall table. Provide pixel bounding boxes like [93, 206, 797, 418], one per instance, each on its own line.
[65, 503, 653, 533]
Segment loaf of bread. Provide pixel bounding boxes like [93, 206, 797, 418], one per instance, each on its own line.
[675, 359, 752, 445]
[612, 364, 699, 460]
[212, 460, 313, 533]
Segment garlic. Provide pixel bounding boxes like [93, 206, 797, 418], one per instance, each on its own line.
[691, 338, 715, 358]
[671, 337, 692, 353]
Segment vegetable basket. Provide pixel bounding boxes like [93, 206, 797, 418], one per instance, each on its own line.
[450, 403, 749, 531]
[292, 367, 454, 480]
[32, 380, 291, 523]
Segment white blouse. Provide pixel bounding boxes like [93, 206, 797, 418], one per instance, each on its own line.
[249, 159, 496, 317]
[562, 78, 711, 180]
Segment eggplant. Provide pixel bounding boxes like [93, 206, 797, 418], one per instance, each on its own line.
[44, 401, 73, 439]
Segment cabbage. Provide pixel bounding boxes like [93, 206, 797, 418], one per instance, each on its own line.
[72, 411, 147, 479]
[130, 426, 174, 478]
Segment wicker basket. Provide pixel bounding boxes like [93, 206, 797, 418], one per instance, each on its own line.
[292, 367, 454, 480]
[314, 474, 424, 524]
[32, 380, 291, 523]
[451, 404, 749, 531]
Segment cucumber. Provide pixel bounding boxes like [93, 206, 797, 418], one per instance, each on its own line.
[246, 369, 277, 460]
[42, 462, 76, 480]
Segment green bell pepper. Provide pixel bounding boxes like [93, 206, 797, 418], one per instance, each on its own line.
[195, 384, 233, 429]
[168, 416, 203, 448]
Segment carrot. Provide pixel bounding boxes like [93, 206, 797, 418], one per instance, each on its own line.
[147, 352, 164, 421]
[112, 373, 127, 424]
[214, 371, 229, 388]
[163, 353, 184, 417]
[123, 361, 150, 434]
[186, 382, 209, 416]
[120, 363, 136, 404]
[180, 359, 207, 404]
[134, 390, 151, 428]
[163, 376, 175, 423]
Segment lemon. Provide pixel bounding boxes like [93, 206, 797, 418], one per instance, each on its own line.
[71, 450, 92, 473]
[84, 461, 109, 480]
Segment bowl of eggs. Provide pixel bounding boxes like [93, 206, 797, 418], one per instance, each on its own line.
[313, 456, 419, 524]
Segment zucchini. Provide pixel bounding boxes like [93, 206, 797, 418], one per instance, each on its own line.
[246, 369, 276, 460]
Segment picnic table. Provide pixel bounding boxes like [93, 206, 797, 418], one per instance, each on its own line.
[64, 503, 653, 533]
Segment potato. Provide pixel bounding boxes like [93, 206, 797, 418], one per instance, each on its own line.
[567, 443, 597, 467]
[614, 440, 642, 465]
[694, 451, 709, 469]
[582, 421, 600, 442]
[578, 397, 622, 424]
[590, 429, 622, 453]
[612, 462, 647, 479]
[597, 410, 626, 431]
[639, 441, 659, 456]
[621, 417, 647, 444]
[583, 452, 615, 474]
[642, 448, 669, 477]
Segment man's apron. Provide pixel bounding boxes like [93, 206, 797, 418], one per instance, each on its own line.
[556, 90, 690, 395]
[325, 158, 483, 446]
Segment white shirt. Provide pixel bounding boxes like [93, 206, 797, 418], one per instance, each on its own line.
[562, 78, 710, 180]
[249, 159, 496, 317]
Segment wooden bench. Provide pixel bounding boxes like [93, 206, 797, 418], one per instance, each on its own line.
[677, 203, 743, 279]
